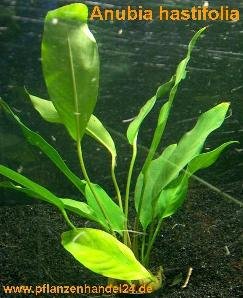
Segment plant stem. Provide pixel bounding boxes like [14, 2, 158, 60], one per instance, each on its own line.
[140, 221, 155, 263]
[132, 173, 147, 254]
[124, 140, 137, 246]
[68, 30, 116, 235]
[61, 209, 76, 230]
[143, 218, 163, 267]
[111, 156, 123, 212]
[76, 139, 116, 237]
[132, 217, 139, 256]
[111, 157, 128, 242]
[141, 233, 146, 262]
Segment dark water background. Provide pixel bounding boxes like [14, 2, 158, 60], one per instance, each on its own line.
[0, 0, 242, 206]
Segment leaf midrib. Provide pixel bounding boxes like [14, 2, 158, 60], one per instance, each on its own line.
[67, 35, 80, 138]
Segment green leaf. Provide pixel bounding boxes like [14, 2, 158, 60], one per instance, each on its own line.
[152, 103, 230, 198]
[28, 92, 62, 123]
[0, 99, 85, 194]
[0, 165, 64, 209]
[174, 27, 206, 85]
[136, 103, 229, 229]
[142, 100, 171, 170]
[156, 174, 188, 220]
[135, 144, 177, 229]
[28, 94, 116, 160]
[61, 228, 152, 280]
[0, 181, 41, 198]
[42, 3, 99, 140]
[127, 76, 175, 145]
[156, 141, 236, 219]
[142, 27, 207, 170]
[86, 115, 117, 161]
[0, 180, 99, 223]
[188, 141, 237, 174]
[61, 198, 97, 222]
[85, 183, 125, 235]
[135, 28, 208, 229]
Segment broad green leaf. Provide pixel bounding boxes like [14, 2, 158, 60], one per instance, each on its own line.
[28, 94, 116, 159]
[152, 103, 230, 198]
[0, 99, 85, 194]
[127, 76, 175, 145]
[135, 144, 177, 229]
[142, 27, 207, 170]
[85, 183, 125, 235]
[0, 165, 64, 209]
[136, 103, 229, 229]
[42, 3, 99, 140]
[61, 198, 97, 222]
[62, 228, 152, 280]
[156, 141, 236, 219]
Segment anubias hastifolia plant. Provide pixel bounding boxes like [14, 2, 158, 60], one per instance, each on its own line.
[0, 3, 236, 292]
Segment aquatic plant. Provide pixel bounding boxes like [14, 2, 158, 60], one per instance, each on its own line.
[0, 3, 236, 292]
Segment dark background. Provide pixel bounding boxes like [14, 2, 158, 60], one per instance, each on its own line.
[0, 0, 242, 205]
[0, 1, 242, 296]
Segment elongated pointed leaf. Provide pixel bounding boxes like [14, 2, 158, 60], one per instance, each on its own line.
[85, 183, 125, 235]
[28, 94, 116, 159]
[142, 100, 170, 169]
[152, 103, 230, 198]
[136, 103, 229, 229]
[0, 180, 99, 223]
[0, 99, 85, 194]
[142, 27, 207, 170]
[0, 165, 64, 209]
[174, 27, 206, 86]
[156, 141, 236, 219]
[62, 228, 152, 280]
[42, 3, 99, 140]
[127, 76, 175, 145]
[0, 181, 41, 198]
[188, 141, 237, 174]
[135, 28, 208, 229]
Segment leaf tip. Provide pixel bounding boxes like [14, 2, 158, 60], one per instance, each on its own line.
[219, 101, 230, 110]
[46, 3, 89, 24]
